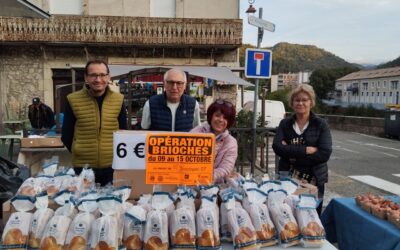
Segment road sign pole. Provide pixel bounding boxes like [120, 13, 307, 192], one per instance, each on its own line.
[251, 8, 263, 174]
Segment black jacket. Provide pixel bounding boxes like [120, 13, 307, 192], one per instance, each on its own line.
[272, 112, 332, 185]
[28, 103, 55, 129]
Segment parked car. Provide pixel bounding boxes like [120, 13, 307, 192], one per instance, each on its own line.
[242, 100, 286, 131]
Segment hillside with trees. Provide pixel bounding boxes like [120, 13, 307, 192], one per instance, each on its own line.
[377, 56, 400, 68]
[239, 42, 358, 74]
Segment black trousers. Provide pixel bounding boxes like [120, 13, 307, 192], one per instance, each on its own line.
[74, 167, 114, 187]
[317, 184, 325, 216]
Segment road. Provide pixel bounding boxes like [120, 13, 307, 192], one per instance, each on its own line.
[324, 129, 400, 205]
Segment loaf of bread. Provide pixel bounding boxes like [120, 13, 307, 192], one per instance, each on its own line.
[41, 236, 62, 250]
[3, 228, 27, 246]
[65, 236, 86, 250]
[197, 229, 220, 247]
[234, 227, 257, 246]
[279, 221, 300, 241]
[125, 235, 142, 250]
[144, 236, 168, 250]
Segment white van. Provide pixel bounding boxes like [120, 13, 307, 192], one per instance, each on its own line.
[242, 100, 286, 130]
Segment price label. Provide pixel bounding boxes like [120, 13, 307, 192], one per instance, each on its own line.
[112, 131, 147, 170]
[145, 133, 215, 185]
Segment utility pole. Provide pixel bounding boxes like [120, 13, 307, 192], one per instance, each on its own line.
[251, 7, 263, 173]
[245, 1, 275, 174]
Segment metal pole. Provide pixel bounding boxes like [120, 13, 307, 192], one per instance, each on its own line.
[251, 8, 263, 174]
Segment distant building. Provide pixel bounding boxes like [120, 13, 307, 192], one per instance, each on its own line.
[271, 71, 311, 91]
[335, 66, 400, 109]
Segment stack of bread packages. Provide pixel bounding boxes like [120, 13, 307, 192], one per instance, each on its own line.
[266, 189, 301, 248]
[1, 195, 35, 250]
[241, 180, 278, 248]
[40, 193, 76, 250]
[295, 195, 326, 248]
[28, 193, 55, 249]
[90, 193, 122, 250]
[196, 185, 221, 250]
[220, 188, 258, 250]
[113, 185, 134, 249]
[169, 187, 197, 250]
[123, 204, 147, 250]
[143, 192, 175, 250]
[64, 192, 98, 250]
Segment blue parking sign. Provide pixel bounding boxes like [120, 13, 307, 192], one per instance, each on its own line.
[245, 48, 272, 79]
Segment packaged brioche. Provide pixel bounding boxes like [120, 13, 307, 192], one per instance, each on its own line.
[42, 160, 59, 177]
[242, 188, 278, 247]
[65, 192, 98, 250]
[137, 194, 153, 212]
[295, 195, 326, 248]
[90, 194, 122, 250]
[285, 195, 300, 216]
[280, 178, 299, 195]
[113, 183, 133, 248]
[79, 167, 95, 191]
[1, 195, 35, 250]
[267, 190, 300, 248]
[175, 186, 197, 214]
[222, 190, 258, 250]
[219, 188, 243, 243]
[40, 214, 72, 250]
[170, 187, 197, 250]
[17, 177, 38, 196]
[225, 172, 245, 190]
[144, 192, 175, 250]
[259, 180, 281, 193]
[196, 195, 221, 250]
[124, 206, 147, 250]
[29, 193, 55, 249]
[40, 198, 76, 250]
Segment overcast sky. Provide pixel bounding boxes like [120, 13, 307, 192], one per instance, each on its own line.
[240, 0, 400, 65]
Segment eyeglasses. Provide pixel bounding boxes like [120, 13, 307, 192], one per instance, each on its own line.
[293, 98, 310, 103]
[87, 73, 109, 79]
[216, 99, 233, 107]
[165, 80, 185, 88]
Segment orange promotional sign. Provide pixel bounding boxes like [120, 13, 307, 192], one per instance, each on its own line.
[145, 133, 215, 185]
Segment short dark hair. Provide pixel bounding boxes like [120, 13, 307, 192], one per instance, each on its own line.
[207, 100, 236, 129]
[84, 59, 109, 75]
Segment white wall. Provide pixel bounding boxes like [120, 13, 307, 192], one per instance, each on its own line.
[151, 0, 175, 17]
[49, 0, 83, 14]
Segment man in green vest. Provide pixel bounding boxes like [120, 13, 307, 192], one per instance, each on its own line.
[61, 60, 127, 186]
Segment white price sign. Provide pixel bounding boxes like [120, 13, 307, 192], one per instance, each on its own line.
[112, 131, 147, 170]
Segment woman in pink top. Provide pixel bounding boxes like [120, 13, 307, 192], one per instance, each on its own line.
[191, 100, 238, 183]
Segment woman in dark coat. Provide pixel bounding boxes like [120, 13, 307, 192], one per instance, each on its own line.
[272, 84, 332, 215]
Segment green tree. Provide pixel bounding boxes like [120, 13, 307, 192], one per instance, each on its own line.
[309, 67, 359, 101]
[266, 88, 291, 110]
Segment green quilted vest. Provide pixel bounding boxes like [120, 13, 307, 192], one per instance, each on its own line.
[67, 86, 124, 168]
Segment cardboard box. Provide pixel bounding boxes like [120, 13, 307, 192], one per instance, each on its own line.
[21, 137, 64, 148]
[114, 170, 177, 200]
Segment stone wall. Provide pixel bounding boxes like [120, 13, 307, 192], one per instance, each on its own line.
[319, 114, 385, 137]
[0, 46, 44, 121]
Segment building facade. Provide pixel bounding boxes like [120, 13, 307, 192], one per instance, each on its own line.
[0, 0, 242, 123]
[335, 67, 400, 109]
[271, 71, 311, 91]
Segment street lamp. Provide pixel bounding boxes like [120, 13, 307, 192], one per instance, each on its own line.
[245, 0, 257, 14]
